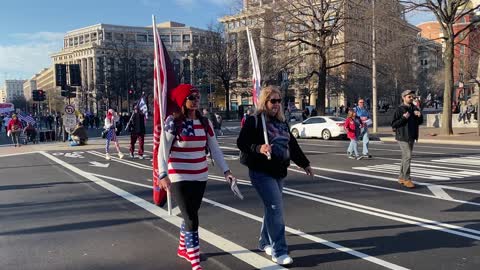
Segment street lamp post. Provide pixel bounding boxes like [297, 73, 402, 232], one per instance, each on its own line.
[372, 0, 378, 133]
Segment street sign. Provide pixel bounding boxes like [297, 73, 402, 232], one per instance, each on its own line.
[64, 105, 75, 115]
[64, 114, 77, 133]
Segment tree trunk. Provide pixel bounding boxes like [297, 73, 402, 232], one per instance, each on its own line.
[316, 57, 327, 115]
[223, 79, 230, 119]
[441, 37, 454, 135]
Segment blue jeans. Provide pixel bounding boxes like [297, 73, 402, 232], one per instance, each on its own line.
[249, 170, 287, 258]
[360, 127, 369, 155]
[347, 139, 359, 156]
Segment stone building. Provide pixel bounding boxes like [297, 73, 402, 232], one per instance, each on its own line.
[220, 0, 419, 112]
[51, 21, 213, 113]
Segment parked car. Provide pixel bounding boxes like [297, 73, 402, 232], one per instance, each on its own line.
[290, 116, 346, 140]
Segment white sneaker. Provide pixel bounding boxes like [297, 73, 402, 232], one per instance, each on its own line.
[262, 245, 273, 256]
[272, 254, 293, 265]
[105, 153, 111, 160]
[118, 152, 124, 159]
[138, 155, 145, 160]
[129, 153, 135, 159]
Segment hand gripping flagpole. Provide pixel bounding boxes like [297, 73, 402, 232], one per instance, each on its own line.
[152, 15, 172, 215]
[246, 27, 271, 160]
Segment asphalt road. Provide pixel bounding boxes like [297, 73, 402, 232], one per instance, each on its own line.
[1, 134, 479, 270]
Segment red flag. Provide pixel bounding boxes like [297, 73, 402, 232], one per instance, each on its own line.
[152, 16, 179, 206]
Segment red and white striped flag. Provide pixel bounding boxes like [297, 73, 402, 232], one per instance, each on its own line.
[152, 15, 170, 207]
[246, 28, 261, 106]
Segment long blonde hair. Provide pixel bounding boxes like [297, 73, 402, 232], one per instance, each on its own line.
[256, 86, 286, 122]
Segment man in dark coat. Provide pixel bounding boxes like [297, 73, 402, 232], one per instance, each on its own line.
[391, 89, 424, 189]
[127, 106, 146, 159]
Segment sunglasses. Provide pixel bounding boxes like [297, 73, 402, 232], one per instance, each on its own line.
[187, 94, 200, 101]
[269, 98, 282, 104]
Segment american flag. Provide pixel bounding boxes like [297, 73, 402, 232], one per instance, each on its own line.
[246, 28, 261, 106]
[18, 112, 36, 124]
[151, 15, 178, 207]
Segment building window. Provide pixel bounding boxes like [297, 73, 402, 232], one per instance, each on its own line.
[200, 36, 206, 44]
[173, 59, 181, 79]
[160, 35, 170, 43]
[85, 34, 90, 42]
[193, 35, 199, 44]
[79, 36, 84, 44]
[172, 35, 181, 43]
[91, 33, 97, 41]
[114, 33, 124, 41]
[137, 34, 147, 42]
[127, 34, 135, 41]
[74, 37, 78, 45]
[105, 32, 112, 40]
[148, 34, 154, 42]
[183, 34, 191, 43]
[183, 59, 191, 84]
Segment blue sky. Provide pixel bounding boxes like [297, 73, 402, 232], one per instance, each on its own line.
[0, 0, 433, 87]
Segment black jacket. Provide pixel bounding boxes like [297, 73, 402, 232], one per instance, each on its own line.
[128, 112, 146, 134]
[391, 104, 424, 142]
[237, 115, 310, 178]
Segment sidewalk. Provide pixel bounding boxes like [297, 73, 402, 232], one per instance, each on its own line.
[373, 126, 480, 146]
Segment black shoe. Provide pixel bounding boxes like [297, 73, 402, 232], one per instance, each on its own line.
[362, 154, 372, 158]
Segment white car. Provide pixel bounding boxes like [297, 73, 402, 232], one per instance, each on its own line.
[290, 116, 346, 140]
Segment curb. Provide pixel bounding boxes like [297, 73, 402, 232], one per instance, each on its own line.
[378, 136, 480, 146]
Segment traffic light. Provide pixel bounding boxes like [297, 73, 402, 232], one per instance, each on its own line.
[32, 90, 39, 101]
[55, 64, 67, 88]
[38, 90, 46, 101]
[69, 64, 81, 86]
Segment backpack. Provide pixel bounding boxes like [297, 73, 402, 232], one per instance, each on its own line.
[239, 114, 259, 166]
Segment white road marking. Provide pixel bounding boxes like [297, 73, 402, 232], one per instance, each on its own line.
[89, 161, 110, 168]
[428, 186, 454, 200]
[297, 142, 447, 155]
[209, 175, 480, 241]
[432, 156, 480, 166]
[88, 151, 151, 170]
[40, 153, 286, 270]
[0, 151, 39, 158]
[89, 172, 410, 270]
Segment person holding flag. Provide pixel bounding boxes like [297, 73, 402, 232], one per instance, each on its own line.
[237, 86, 313, 266]
[127, 105, 146, 159]
[157, 84, 237, 270]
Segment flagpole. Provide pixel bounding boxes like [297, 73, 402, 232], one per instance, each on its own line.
[246, 28, 271, 160]
[152, 15, 172, 215]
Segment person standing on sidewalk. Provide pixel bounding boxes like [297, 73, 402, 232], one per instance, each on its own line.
[354, 98, 372, 158]
[391, 89, 423, 189]
[237, 86, 313, 266]
[127, 106, 146, 159]
[104, 109, 124, 160]
[157, 84, 236, 270]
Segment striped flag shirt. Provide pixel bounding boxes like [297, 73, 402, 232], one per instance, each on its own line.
[18, 112, 36, 124]
[159, 115, 229, 183]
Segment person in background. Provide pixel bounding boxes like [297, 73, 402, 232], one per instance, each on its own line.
[237, 86, 313, 266]
[70, 122, 88, 146]
[241, 108, 254, 128]
[23, 122, 37, 144]
[391, 89, 423, 189]
[344, 109, 363, 160]
[157, 84, 236, 270]
[127, 106, 146, 159]
[354, 98, 372, 158]
[7, 114, 23, 147]
[104, 109, 124, 160]
[215, 112, 223, 136]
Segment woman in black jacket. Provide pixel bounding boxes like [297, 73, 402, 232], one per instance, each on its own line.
[237, 86, 313, 266]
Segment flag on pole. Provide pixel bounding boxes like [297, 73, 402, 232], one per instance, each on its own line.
[246, 28, 262, 106]
[138, 96, 148, 119]
[152, 15, 179, 207]
[18, 112, 36, 124]
[246, 27, 271, 160]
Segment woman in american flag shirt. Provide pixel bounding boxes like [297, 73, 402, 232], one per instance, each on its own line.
[158, 84, 236, 270]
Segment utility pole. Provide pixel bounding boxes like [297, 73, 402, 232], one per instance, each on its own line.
[372, 0, 378, 133]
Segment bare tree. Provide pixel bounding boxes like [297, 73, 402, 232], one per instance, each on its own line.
[198, 23, 238, 119]
[402, 0, 480, 135]
[265, 0, 370, 115]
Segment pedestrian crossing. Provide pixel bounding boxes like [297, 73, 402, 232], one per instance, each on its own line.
[353, 162, 480, 180]
[431, 155, 480, 166]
